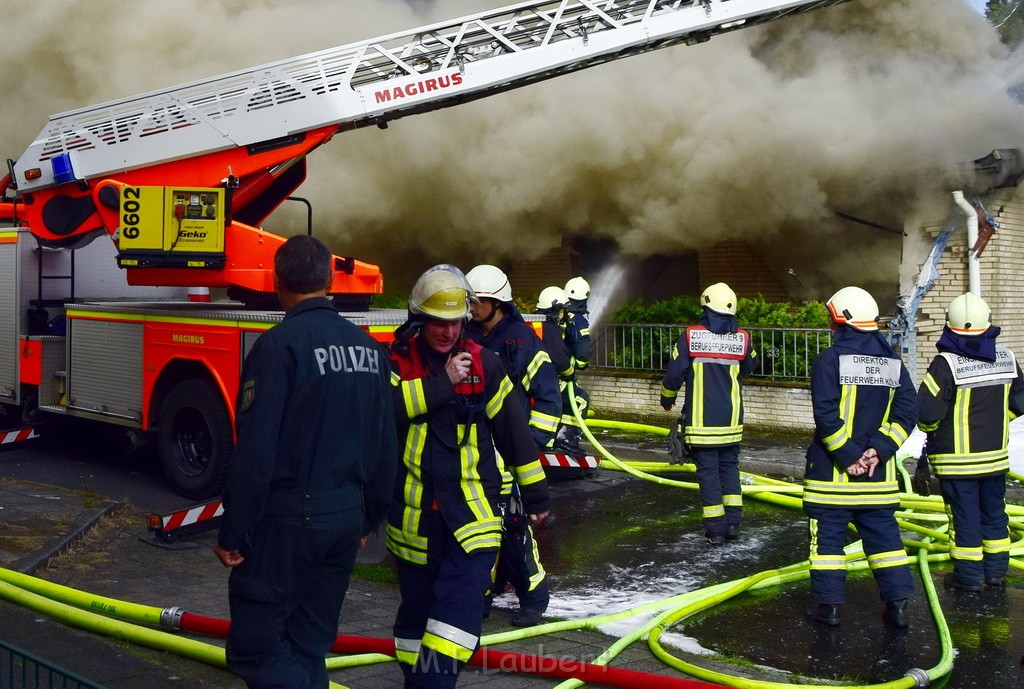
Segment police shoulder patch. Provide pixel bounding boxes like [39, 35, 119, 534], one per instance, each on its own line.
[240, 380, 256, 412]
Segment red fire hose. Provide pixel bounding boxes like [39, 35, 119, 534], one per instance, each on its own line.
[178, 611, 726, 688]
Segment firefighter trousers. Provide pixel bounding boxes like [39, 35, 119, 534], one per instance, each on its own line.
[805, 504, 913, 604]
[691, 445, 742, 538]
[494, 509, 549, 613]
[393, 517, 497, 689]
[225, 508, 362, 689]
[940, 475, 1010, 583]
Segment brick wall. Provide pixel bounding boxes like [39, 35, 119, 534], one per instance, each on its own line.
[509, 244, 576, 302]
[907, 188, 1024, 380]
[578, 370, 814, 431]
[697, 239, 792, 301]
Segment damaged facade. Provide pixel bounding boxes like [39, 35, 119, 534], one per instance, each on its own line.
[516, 149, 1024, 432]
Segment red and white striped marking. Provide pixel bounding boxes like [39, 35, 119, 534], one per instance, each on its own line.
[158, 500, 224, 531]
[0, 427, 39, 445]
[539, 453, 600, 469]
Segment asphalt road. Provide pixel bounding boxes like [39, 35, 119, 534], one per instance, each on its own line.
[0, 413, 188, 514]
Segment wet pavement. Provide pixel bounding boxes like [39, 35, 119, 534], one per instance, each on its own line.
[2, 427, 1024, 688]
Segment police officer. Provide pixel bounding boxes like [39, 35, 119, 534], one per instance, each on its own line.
[465, 264, 559, 627]
[388, 265, 549, 688]
[660, 282, 757, 545]
[803, 286, 916, 628]
[215, 235, 399, 689]
[537, 285, 589, 458]
[917, 292, 1024, 591]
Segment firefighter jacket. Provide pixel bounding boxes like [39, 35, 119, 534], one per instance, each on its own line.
[563, 306, 592, 373]
[218, 297, 399, 552]
[660, 310, 757, 447]
[386, 334, 549, 566]
[465, 305, 562, 449]
[803, 326, 917, 509]
[918, 326, 1024, 478]
[540, 315, 574, 379]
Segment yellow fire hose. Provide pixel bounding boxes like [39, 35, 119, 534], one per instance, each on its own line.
[1, 382, 1019, 687]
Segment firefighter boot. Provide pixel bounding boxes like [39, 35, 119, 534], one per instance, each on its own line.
[511, 606, 545, 627]
[944, 571, 983, 593]
[554, 425, 583, 457]
[704, 532, 725, 546]
[806, 603, 841, 627]
[725, 524, 741, 541]
[883, 598, 909, 629]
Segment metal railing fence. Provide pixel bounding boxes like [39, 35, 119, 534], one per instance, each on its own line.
[588, 323, 903, 382]
[0, 640, 106, 689]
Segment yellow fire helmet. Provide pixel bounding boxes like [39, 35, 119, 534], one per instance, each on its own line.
[826, 286, 879, 332]
[408, 264, 476, 321]
[537, 286, 568, 310]
[700, 282, 737, 316]
[946, 292, 991, 336]
[565, 276, 590, 301]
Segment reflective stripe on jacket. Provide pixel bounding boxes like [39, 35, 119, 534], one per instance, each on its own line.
[803, 331, 917, 509]
[917, 348, 1024, 478]
[660, 325, 755, 446]
[386, 335, 548, 565]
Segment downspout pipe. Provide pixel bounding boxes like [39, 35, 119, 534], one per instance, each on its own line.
[952, 191, 981, 295]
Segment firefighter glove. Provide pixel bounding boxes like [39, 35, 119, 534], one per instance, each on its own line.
[912, 454, 933, 497]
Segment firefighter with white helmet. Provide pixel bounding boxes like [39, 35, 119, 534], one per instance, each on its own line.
[802, 285, 917, 628]
[536, 285, 593, 468]
[917, 292, 1024, 592]
[465, 264, 560, 627]
[536, 286, 574, 380]
[387, 264, 550, 686]
[553, 276, 593, 455]
[660, 282, 757, 546]
[563, 276, 593, 372]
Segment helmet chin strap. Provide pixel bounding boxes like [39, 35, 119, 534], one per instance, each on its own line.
[478, 300, 503, 335]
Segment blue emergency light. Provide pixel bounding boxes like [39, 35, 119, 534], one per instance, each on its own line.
[51, 154, 76, 184]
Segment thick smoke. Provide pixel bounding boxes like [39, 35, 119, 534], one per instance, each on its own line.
[2, 0, 1021, 296]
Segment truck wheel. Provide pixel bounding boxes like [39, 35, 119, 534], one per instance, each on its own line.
[158, 379, 233, 500]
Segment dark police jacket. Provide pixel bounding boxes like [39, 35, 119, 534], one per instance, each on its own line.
[660, 311, 757, 447]
[918, 327, 1024, 479]
[386, 335, 549, 566]
[803, 327, 916, 510]
[465, 305, 561, 449]
[218, 297, 399, 552]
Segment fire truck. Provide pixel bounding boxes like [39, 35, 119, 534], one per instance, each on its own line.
[0, 0, 852, 498]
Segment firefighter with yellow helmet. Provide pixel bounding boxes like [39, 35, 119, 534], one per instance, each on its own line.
[386, 264, 550, 687]
[661, 282, 757, 545]
[803, 286, 916, 628]
[916, 292, 1024, 592]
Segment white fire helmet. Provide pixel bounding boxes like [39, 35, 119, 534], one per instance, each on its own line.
[408, 264, 475, 321]
[466, 264, 512, 302]
[700, 282, 737, 316]
[537, 286, 568, 310]
[826, 286, 879, 332]
[946, 292, 991, 336]
[565, 276, 590, 301]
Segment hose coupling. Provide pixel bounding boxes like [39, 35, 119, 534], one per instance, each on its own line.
[903, 668, 930, 687]
[160, 606, 185, 631]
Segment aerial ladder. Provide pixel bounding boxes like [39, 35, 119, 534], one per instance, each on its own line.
[0, 0, 853, 498]
[4, 0, 850, 303]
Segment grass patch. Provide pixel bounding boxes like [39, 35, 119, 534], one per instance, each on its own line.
[353, 562, 399, 586]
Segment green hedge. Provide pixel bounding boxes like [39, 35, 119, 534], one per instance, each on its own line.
[607, 295, 832, 378]
[611, 294, 830, 328]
